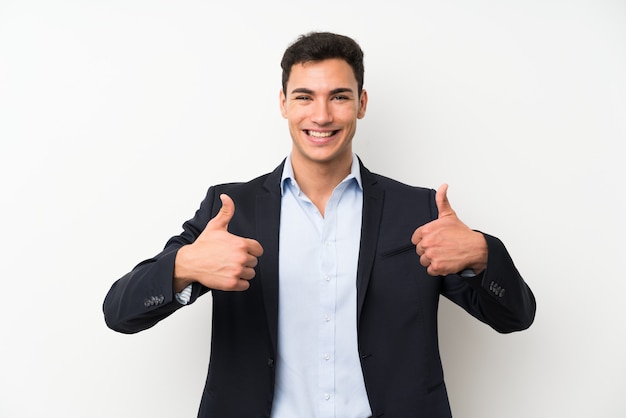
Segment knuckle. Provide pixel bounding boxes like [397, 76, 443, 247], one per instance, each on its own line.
[233, 253, 247, 265]
[231, 264, 245, 276]
[222, 277, 240, 290]
[233, 239, 247, 251]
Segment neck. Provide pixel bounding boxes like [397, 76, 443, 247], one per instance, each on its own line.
[290, 154, 352, 216]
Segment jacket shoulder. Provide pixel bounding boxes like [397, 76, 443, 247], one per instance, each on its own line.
[362, 166, 434, 204]
[211, 160, 283, 196]
[369, 171, 431, 193]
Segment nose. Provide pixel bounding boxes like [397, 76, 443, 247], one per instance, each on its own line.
[310, 100, 333, 125]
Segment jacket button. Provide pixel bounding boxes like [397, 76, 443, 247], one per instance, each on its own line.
[267, 358, 275, 368]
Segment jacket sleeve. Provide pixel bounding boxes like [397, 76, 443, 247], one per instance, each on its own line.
[102, 187, 217, 334]
[441, 233, 536, 333]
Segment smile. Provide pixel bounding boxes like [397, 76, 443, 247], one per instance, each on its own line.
[306, 130, 338, 138]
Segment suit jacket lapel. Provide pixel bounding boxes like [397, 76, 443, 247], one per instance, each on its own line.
[256, 161, 284, 355]
[356, 161, 384, 327]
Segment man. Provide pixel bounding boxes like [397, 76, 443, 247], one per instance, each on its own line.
[103, 32, 536, 417]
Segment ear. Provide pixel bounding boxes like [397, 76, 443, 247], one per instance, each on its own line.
[279, 89, 288, 118]
[357, 89, 368, 119]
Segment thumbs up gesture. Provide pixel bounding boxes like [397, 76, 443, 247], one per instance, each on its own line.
[411, 184, 487, 277]
[174, 194, 264, 292]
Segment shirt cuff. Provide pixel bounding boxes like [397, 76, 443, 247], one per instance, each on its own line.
[175, 284, 193, 305]
[460, 269, 477, 278]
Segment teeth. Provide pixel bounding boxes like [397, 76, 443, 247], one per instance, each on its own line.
[308, 130, 334, 138]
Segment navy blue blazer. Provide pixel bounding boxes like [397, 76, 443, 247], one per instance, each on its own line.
[103, 160, 536, 417]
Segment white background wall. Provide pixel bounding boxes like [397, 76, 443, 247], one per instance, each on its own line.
[1, 0, 625, 417]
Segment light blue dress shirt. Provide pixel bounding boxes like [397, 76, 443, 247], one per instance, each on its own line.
[271, 155, 372, 418]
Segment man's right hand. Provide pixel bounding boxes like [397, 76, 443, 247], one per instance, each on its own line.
[173, 194, 264, 292]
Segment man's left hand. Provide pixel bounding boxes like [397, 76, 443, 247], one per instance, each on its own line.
[411, 184, 488, 276]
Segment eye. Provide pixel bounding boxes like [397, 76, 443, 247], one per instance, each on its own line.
[332, 95, 350, 101]
[294, 95, 312, 101]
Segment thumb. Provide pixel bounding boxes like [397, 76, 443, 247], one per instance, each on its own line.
[207, 194, 235, 230]
[436, 184, 455, 218]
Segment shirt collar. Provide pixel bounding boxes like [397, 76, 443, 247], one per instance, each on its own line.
[280, 153, 363, 196]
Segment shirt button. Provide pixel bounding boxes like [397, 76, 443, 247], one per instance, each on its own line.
[324, 393, 330, 400]
[324, 353, 330, 361]
[324, 315, 331, 322]
[324, 275, 330, 281]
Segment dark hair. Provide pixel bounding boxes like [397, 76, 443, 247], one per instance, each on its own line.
[281, 32, 365, 96]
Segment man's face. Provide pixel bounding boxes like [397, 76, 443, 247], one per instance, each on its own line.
[280, 58, 367, 170]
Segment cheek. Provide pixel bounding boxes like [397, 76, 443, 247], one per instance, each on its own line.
[287, 108, 309, 125]
[334, 105, 359, 120]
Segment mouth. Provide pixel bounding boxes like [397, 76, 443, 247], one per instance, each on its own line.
[305, 129, 339, 140]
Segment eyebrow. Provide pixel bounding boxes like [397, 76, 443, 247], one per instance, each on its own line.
[290, 87, 355, 95]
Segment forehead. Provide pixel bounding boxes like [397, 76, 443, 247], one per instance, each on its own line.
[286, 58, 358, 91]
